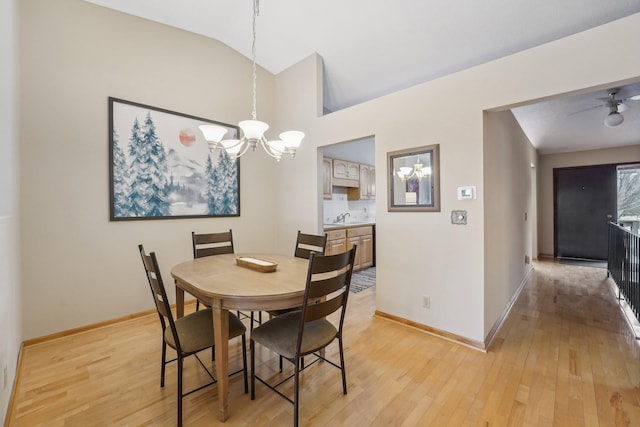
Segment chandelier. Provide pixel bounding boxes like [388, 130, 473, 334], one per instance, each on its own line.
[199, 0, 304, 161]
[396, 160, 431, 181]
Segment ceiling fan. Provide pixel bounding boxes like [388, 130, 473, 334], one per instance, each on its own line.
[573, 88, 640, 127]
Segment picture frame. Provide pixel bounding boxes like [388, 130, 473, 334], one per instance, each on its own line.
[109, 97, 240, 220]
[387, 144, 440, 212]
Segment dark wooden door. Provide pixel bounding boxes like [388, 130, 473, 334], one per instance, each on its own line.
[554, 165, 617, 260]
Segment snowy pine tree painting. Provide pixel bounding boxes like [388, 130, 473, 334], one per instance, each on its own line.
[111, 129, 131, 217]
[109, 98, 240, 220]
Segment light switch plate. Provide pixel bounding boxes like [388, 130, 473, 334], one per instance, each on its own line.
[451, 210, 467, 225]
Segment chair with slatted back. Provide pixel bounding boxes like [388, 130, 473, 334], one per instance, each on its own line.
[270, 230, 328, 370]
[192, 230, 261, 328]
[191, 230, 234, 312]
[294, 230, 328, 260]
[138, 244, 248, 427]
[250, 246, 357, 427]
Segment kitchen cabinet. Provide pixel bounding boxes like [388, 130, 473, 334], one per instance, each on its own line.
[332, 159, 359, 187]
[325, 229, 347, 256]
[347, 226, 373, 271]
[368, 166, 376, 198]
[359, 165, 370, 199]
[323, 157, 333, 199]
[324, 225, 374, 271]
[333, 159, 359, 180]
[347, 164, 375, 200]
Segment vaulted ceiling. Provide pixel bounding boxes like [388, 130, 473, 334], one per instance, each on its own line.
[84, 0, 640, 154]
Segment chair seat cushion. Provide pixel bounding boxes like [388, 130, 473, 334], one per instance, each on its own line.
[250, 311, 337, 358]
[165, 308, 246, 354]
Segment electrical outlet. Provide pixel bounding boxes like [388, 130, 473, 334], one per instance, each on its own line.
[525, 255, 530, 264]
[422, 295, 430, 308]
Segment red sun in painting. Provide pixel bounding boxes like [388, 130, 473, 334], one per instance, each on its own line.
[179, 128, 196, 147]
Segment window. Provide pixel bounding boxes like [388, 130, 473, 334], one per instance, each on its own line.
[617, 164, 640, 221]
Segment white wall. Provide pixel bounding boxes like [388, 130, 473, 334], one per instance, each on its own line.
[19, 0, 281, 339]
[273, 14, 640, 342]
[0, 0, 20, 422]
[483, 110, 537, 335]
[538, 145, 640, 256]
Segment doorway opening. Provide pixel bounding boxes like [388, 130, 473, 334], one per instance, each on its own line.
[321, 136, 376, 294]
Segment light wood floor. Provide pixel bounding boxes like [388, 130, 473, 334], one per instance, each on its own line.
[9, 261, 640, 426]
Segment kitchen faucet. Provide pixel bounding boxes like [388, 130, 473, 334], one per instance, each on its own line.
[336, 212, 350, 223]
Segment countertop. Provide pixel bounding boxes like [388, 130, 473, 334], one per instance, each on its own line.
[322, 222, 376, 230]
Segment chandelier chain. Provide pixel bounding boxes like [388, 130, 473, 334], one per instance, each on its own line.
[251, 0, 259, 121]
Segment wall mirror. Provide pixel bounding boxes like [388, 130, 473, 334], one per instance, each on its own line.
[387, 144, 440, 212]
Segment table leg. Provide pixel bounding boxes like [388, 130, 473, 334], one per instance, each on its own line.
[174, 281, 185, 318]
[212, 304, 230, 421]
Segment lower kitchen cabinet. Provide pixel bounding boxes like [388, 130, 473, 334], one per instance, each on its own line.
[325, 225, 373, 271]
[325, 229, 347, 256]
[347, 226, 373, 271]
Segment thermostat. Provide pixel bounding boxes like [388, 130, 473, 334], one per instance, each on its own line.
[457, 186, 476, 200]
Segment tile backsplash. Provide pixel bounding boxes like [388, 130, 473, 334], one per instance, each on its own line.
[323, 187, 376, 224]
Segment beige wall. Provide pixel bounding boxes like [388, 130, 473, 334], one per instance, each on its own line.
[273, 14, 640, 342]
[18, 0, 282, 339]
[16, 0, 640, 345]
[538, 145, 640, 257]
[483, 110, 538, 335]
[0, 0, 19, 422]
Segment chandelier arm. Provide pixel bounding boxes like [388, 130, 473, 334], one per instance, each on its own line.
[233, 141, 251, 159]
[224, 140, 245, 150]
[259, 138, 284, 160]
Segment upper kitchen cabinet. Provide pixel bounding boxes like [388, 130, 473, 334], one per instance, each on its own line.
[359, 165, 369, 199]
[347, 163, 375, 200]
[358, 165, 375, 200]
[332, 159, 359, 187]
[323, 158, 333, 199]
[369, 166, 376, 198]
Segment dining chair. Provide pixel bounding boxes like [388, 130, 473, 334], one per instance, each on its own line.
[191, 230, 234, 311]
[250, 245, 357, 427]
[192, 230, 261, 329]
[138, 244, 248, 427]
[293, 230, 328, 259]
[270, 230, 328, 370]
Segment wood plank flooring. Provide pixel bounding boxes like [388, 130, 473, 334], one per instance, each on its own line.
[9, 260, 640, 426]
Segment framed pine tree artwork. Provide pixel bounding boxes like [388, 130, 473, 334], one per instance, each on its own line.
[109, 97, 240, 220]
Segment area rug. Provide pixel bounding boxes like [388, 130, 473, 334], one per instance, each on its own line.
[350, 267, 376, 293]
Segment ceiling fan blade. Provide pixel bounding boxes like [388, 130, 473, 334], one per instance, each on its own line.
[625, 94, 640, 101]
[568, 104, 603, 116]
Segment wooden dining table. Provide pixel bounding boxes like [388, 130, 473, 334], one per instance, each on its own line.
[170, 252, 310, 422]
